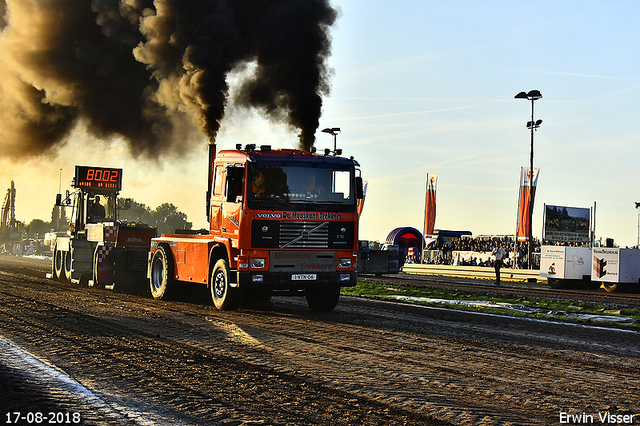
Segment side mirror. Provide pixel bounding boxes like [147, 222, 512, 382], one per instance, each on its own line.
[355, 176, 364, 200]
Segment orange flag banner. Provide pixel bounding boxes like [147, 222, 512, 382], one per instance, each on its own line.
[424, 173, 438, 238]
[516, 167, 540, 242]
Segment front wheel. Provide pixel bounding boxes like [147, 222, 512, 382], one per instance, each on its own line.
[306, 285, 340, 312]
[211, 259, 241, 310]
[150, 246, 175, 299]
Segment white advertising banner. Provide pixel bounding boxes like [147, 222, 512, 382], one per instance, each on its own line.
[540, 246, 565, 279]
[540, 246, 591, 280]
[592, 247, 620, 283]
[592, 248, 640, 283]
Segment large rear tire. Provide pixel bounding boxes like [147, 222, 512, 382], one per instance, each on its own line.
[211, 259, 241, 310]
[63, 250, 72, 283]
[306, 285, 340, 312]
[91, 248, 102, 288]
[53, 248, 64, 281]
[150, 246, 175, 300]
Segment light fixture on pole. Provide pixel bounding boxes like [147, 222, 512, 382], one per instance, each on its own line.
[321, 127, 341, 155]
[515, 89, 542, 269]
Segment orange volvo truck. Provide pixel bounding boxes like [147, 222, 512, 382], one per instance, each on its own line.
[148, 143, 363, 311]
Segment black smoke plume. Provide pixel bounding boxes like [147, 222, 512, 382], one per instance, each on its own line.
[0, 0, 338, 159]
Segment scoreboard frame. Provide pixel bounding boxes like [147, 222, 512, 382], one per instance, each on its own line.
[74, 166, 123, 191]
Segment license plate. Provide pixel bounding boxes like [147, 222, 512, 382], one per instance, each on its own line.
[292, 274, 317, 281]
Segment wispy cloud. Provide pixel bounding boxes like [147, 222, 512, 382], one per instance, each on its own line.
[536, 70, 631, 80]
[366, 148, 502, 184]
[326, 101, 500, 122]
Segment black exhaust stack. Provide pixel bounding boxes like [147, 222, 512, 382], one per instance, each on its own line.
[205, 143, 216, 222]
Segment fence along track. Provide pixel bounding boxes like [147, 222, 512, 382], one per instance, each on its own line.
[402, 263, 540, 282]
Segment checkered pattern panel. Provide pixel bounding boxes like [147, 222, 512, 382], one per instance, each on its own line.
[104, 226, 117, 242]
[97, 245, 113, 264]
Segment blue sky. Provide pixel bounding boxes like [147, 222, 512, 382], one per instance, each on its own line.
[318, 0, 640, 246]
[3, 1, 640, 247]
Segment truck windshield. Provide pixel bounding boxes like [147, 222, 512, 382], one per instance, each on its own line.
[248, 163, 356, 211]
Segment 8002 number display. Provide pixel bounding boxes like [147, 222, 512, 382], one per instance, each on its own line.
[74, 166, 122, 191]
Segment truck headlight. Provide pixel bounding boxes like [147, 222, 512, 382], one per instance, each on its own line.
[251, 258, 266, 269]
[338, 258, 352, 268]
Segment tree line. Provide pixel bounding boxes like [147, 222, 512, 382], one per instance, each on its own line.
[25, 199, 191, 238]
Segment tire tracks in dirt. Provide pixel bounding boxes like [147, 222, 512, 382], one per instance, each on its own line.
[1, 257, 640, 425]
[0, 277, 443, 425]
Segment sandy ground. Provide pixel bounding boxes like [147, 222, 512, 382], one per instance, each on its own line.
[1, 255, 639, 425]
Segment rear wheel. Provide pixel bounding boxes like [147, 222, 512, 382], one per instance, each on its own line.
[306, 285, 340, 312]
[211, 259, 241, 310]
[91, 249, 100, 287]
[63, 250, 72, 283]
[150, 246, 175, 299]
[53, 248, 64, 281]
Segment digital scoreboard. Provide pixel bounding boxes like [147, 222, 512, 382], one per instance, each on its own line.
[74, 166, 123, 191]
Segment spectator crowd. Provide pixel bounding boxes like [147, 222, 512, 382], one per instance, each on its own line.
[426, 235, 544, 269]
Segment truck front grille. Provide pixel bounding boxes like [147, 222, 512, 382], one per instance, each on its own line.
[251, 220, 353, 250]
[279, 221, 329, 248]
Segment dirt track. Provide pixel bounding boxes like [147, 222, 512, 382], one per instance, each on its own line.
[1, 255, 639, 425]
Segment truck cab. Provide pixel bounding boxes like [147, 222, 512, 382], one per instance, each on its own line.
[149, 144, 363, 311]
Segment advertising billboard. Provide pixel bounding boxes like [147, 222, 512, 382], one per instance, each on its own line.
[591, 247, 640, 283]
[540, 246, 591, 280]
[543, 204, 590, 243]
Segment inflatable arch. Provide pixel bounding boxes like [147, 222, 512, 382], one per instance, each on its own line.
[385, 227, 422, 263]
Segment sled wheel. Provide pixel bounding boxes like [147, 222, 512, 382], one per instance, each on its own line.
[547, 278, 565, 289]
[602, 282, 631, 293]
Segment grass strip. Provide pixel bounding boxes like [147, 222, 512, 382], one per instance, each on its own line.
[341, 281, 640, 329]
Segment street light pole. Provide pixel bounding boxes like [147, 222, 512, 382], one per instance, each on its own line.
[635, 202, 640, 247]
[515, 90, 542, 269]
[321, 127, 341, 155]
